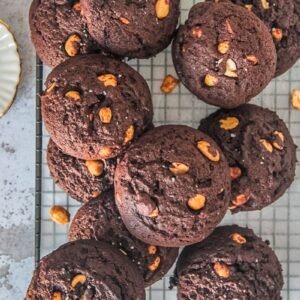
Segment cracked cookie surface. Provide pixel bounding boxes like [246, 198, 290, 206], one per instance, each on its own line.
[69, 190, 179, 287]
[114, 125, 231, 247]
[173, 225, 283, 300]
[26, 240, 145, 299]
[42, 54, 153, 160]
[199, 104, 297, 213]
[80, 0, 180, 58]
[29, 0, 101, 67]
[172, 2, 277, 108]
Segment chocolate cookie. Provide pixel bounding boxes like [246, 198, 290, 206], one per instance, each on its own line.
[69, 191, 179, 287]
[199, 104, 297, 213]
[29, 0, 101, 67]
[208, 0, 300, 77]
[172, 2, 277, 108]
[80, 0, 180, 58]
[26, 240, 145, 299]
[114, 125, 231, 247]
[172, 225, 283, 300]
[42, 54, 153, 160]
[47, 139, 116, 203]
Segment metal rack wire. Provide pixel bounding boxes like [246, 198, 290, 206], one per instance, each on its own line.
[35, 1, 300, 299]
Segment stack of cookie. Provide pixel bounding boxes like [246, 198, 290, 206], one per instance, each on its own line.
[26, 0, 299, 299]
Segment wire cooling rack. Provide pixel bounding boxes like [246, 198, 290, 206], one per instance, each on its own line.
[35, 1, 300, 299]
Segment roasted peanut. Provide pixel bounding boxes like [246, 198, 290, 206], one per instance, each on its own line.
[52, 291, 62, 300]
[291, 89, 300, 109]
[261, 0, 270, 10]
[65, 90, 81, 101]
[73, 2, 81, 12]
[148, 257, 161, 271]
[245, 4, 253, 11]
[99, 107, 112, 124]
[65, 34, 81, 57]
[97, 74, 117, 87]
[232, 194, 250, 207]
[148, 245, 158, 255]
[85, 160, 104, 176]
[224, 59, 238, 78]
[246, 55, 258, 65]
[219, 116, 239, 130]
[187, 194, 206, 211]
[71, 274, 87, 288]
[149, 207, 159, 218]
[230, 233, 247, 244]
[46, 82, 56, 93]
[218, 41, 230, 55]
[160, 75, 179, 94]
[119, 16, 130, 24]
[197, 140, 220, 162]
[272, 131, 284, 150]
[50, 206, 70, 225]
[124, 125, 135, 144]
[214, 262, 230, 278]
[272, 28, 283, 41]
[230, 167, 242, 180]
[169, 162, 189, 175]
[191, 26, 203, 38]
[204, 74, 218, 87]
[155, 0, 170, 19]
[259, 139, 273, 153]
[99, 147, 113, 158]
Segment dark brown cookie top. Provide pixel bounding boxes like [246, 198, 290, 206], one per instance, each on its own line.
[80, 0, 180, 59]
[208, 0, 300, 77]
[26, 240, 145, 300]
[199, 104, 297, 213]
[29, 0, 101, 67]
[42, 54, 153, 160]
[172, 2, 277, 108]
[114, 125, 231, 247]
[173, 225, 283, 300]
[47, 139, 117, 203]
[68, 191, 179, 287]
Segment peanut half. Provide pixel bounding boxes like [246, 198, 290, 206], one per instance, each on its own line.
[99, 147, 113, 158]
[261, 0, 270, 9]
[187, 194, 206, 211]
[246, 55, 258, 65]
[291, 89, 300, 109]
[214, 262, 231, 278]
[85, 160, 104, 177]
[119, 16, 130, 25]
[148, 257, 161, 271]
[197, 140, 220, 162]
[160, 75, 179, 94]
[97, 74, 117, 87]
[124, 125, 135, 144]
[99, 107, 112, 124]
[65, 34, 81, 57]
[52, 291, 62, 300]
[148, 245, 158, 255]
[218, 41, 230, 55]
[230, 167, 242, 180]
[272, 131, 284, 150]
[204, 74, 218, 87]
[232, 194, 250, 207]
[169, 162, 189, 175]
[219, 116, 239, 130]
[191, 26, 203, 38]
[259, 139, 273, 153]
[272, 28, 283, 41]
[224, 59, 238, 78]
[50, 206, 70, 225]
[155, 0, 170, 19]
[65, 90, 81, 101]
[230, 233, 247, 244]
[71, 274, 87, 288]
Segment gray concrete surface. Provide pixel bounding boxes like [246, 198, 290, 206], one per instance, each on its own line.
[0, 0, 35, 298]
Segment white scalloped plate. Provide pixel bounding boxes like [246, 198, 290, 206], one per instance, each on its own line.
[0, 19, 21, 118]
